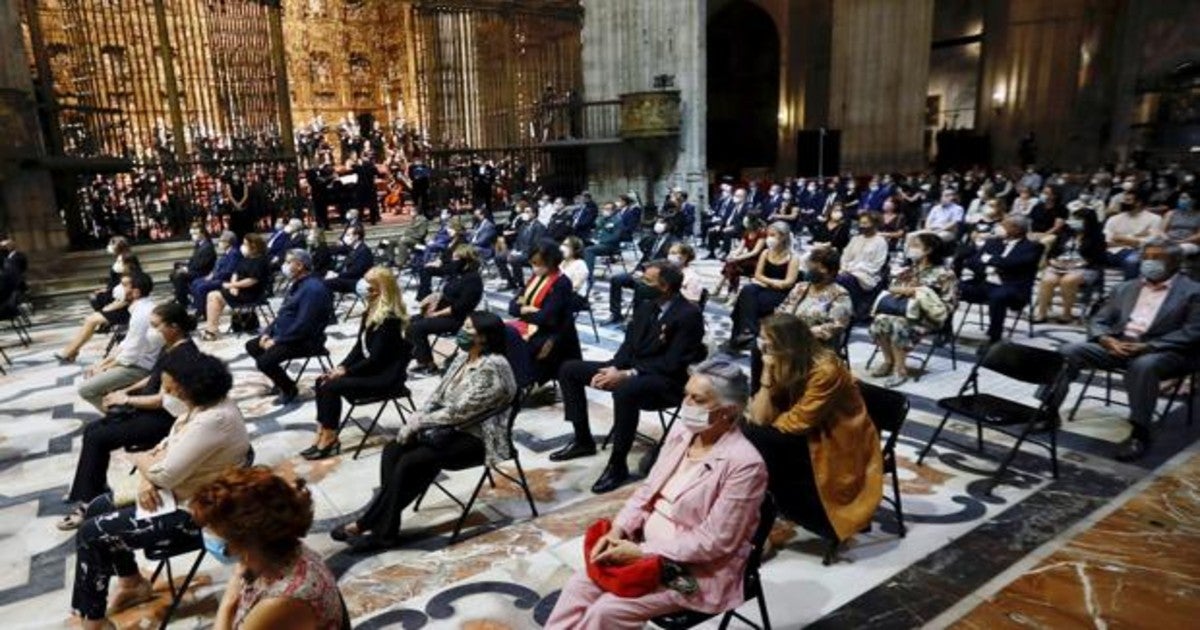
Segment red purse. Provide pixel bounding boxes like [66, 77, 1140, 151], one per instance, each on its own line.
[583, 519, 663, 598]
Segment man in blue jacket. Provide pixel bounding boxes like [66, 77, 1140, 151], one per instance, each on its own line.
[247, 249, 334, 405]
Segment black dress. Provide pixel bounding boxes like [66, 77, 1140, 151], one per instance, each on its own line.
[220, 255, 271, 306]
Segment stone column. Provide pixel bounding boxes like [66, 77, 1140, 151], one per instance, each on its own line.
[0, 0, 66, 253]
[581, 0, 706, 207]
[828, 0, 934, 173]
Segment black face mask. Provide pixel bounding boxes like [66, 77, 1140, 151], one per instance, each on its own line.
[635, 282, 664, 302]
[807, 269, 827, 284]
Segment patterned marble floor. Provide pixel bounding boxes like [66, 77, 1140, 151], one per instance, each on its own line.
[0, 255, 1196, 629]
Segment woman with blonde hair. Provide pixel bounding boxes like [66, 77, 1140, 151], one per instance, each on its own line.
[303, 266, 412, 459]
[744, 313, 882, 548]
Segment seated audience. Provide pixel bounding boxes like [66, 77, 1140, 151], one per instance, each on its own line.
[201, 232, 271, 339]
[554, 262, 707, 493]
[60, 302, 201, 528]
[704, 188, 749, 258]
[395, 207, 434, 269]
[545, 359, 767, 629]
[307, 227, 334, 277]
[266, 219, 304, 270]
[89, 236, 133, 314]
[507, 241, 582, 385]
[305, 266, 411, 460]
[560, 236, 590, 300]
[77, 273, 162, 412]
[496, 206, 546, 290]
[469, 206, 499, 260]
[836, 211, 890, 316]
[583, 202, 624, 281]
[1034, 206, 1107, 323]
[914, 189, 965, 246]
[1104, 192, 1161, 280]
[326, 224, 374, 295]
[56, 254, 143, 363]
[775, 246, 852, 348]
[607, 219, 677, 325]
[954, 198, 1007, 277]
[717, 215, 767, 298]
[669, 243, 705, 305]
[744, 314, 883, 545]
[811, 202, 851, 251]
[868, 233, 958, 386]
[1155, 191, 1200, 257]
[170, 224, 216, 306]
[722, 222, 800, 353]
[189, 231, 241, 312]
[69, 353, 250, 630]
[1029, 186, 1068, 260]
[409, 244, 484, 375]
[0, 232, 28, 280]
[246, 250, 334, 406]
[331, 312, 517, 552]
[959, 215, 1043, 343]
[191, 467, 349, 630]
[1062, 240, 1200, 462]
[416, 217, 467, 299]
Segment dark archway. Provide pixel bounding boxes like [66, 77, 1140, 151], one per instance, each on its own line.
[707, 1, 780, 176]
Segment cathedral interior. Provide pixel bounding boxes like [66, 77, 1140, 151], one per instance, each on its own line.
[0, 1, 1198, 629]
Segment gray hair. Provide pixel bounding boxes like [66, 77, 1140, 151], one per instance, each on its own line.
[1142, 236, 1183, 262]
[1005, 214, 1031, 236]
[217, 230, 237, 245]
[767, 221, 793, 248]
[286, 248, 313, 270]
[689, 359, 750, 409]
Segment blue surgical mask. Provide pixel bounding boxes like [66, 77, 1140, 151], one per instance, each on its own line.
[355, 278, 371, 299]
[1140, 259, 1170, 283]
[1179, 199, 1194, 211]
[202, 532, 238, 565]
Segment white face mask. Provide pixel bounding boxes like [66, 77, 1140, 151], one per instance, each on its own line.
[766, 236, 780, 250]
[668, 253, 684, 266]
[106, 244, 116, 255]
[343, 234, 355, 247]
[993, 226, 1009, 240]
[654, 222, 667, 234]
[161, 393, 189, 418]
[679, 402, 714, 433]
[145, 328, 165, 348]
[560, 245, 572, 259]
[240, 244, 251, 257]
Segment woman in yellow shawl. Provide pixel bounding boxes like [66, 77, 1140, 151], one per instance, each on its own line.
[744, 313, 883, 545]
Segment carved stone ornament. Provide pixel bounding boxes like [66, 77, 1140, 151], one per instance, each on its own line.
[619, 90, 681, 139]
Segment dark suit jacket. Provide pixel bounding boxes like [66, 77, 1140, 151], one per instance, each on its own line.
[610, 295, 707, 387]
[470, 219, 498, 257]
[637, 234, 677, 269]
[618, 206, 642, 240]
[572, 204, 598, 238]
[4, 251, 28, 278]
[508, 273, 582, 383]
[1089, 275, 1200, 353]
[513, 219, 546, 255]
[337, 242, 374, 281]
[186, 239, 216, 277]
[266, 229, 290, 262]
[966, 237, 1043, 294]
[341, 315, 411, 389]
[438, 270, 484, 322]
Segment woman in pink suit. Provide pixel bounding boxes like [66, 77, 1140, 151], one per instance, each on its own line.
[546, 359, 768, 629]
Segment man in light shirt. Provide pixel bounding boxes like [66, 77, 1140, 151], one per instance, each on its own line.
[1062, 240, 1200, 462]
[78, 273, 163, 411]
[909, 189, 964, 250]
[1103, 192, 1161, 280]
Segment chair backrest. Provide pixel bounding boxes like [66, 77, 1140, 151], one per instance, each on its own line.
[742, 495, 779, 599]
[857, 380, 909, 453]
[977, 340, 1064, 386]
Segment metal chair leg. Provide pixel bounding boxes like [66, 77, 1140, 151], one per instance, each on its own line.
[450, 469, 492, 542]
[917, 411, 954, 465]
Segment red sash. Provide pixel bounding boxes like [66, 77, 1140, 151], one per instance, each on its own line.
[507, 271, 559, 339]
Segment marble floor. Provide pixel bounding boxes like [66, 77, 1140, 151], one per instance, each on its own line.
[0, 252, 1196, 629]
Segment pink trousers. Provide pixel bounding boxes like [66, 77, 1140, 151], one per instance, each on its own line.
[544, 572, 686, 630]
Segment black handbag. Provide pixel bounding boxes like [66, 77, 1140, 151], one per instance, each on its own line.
[415, 425, 459, 448]
[874, 293, 909, 316]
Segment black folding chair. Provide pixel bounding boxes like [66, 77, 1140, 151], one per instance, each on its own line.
[335, 292, 364, 323]
[651, 496, 777, 630]
[954, 289, 1034, 340]
[1067, 366, 1197, 426]
[858, 380, 909, 538]
[601, 401, 682, 451]
[283, 342, 335, 386]
[412, 389, 538, 542]
[338, 382, 417, 459]
[865, 303, 958, 381]
[103, 324, 129, 358]
[571, 285, 601, 343]
[917, 341, 1070, 492]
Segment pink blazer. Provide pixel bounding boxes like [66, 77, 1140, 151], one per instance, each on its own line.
[612, 424, 768, 614]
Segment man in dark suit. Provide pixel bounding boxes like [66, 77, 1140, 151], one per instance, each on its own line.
[959, 215, 1043, 343]
[704, 188, 748, 258]
[170, 225, 216, 306]
[324, 224, 373, 295]
[606, 220, 677, 325]
[469, 207, 498, 261]
[553, 262, 707, 493]
[0, 234, 28, 280]
[1062, 240, 1200, 461]
[247, 250, 333, 405]
[572, 192, 598, 240]
[496, 206, 546, 290]
[615, 194, 642, 243]
[265, 219, 303, 271]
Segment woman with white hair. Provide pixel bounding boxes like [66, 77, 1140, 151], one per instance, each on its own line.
[546, 359, 768, 629]
[722, 221, 800, 354]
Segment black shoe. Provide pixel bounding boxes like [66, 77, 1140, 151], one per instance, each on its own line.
[704, 252, 718, 260]
[273, 389, 299, 406]
[330, 522, 359, 543]
[301, 441, 341, 461]
[636, 446, 661, 476]
[549, 439, 597, 462]
[591, 463, 631, 494]
[348, 532, 400, 554]
[1114, 436, 1149, 462]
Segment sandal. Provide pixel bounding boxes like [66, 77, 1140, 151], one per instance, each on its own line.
[55, 506, 86, 531]
[200, 330, 219, 342]
[53, 352, 76, 364]
[883, 374, 910, 388]
[868, 363, 894, 378]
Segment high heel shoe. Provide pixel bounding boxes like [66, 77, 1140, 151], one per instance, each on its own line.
[301, 441, 341, 461]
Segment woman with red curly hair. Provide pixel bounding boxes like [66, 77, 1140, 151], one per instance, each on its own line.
[191, 466, 348, 630]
